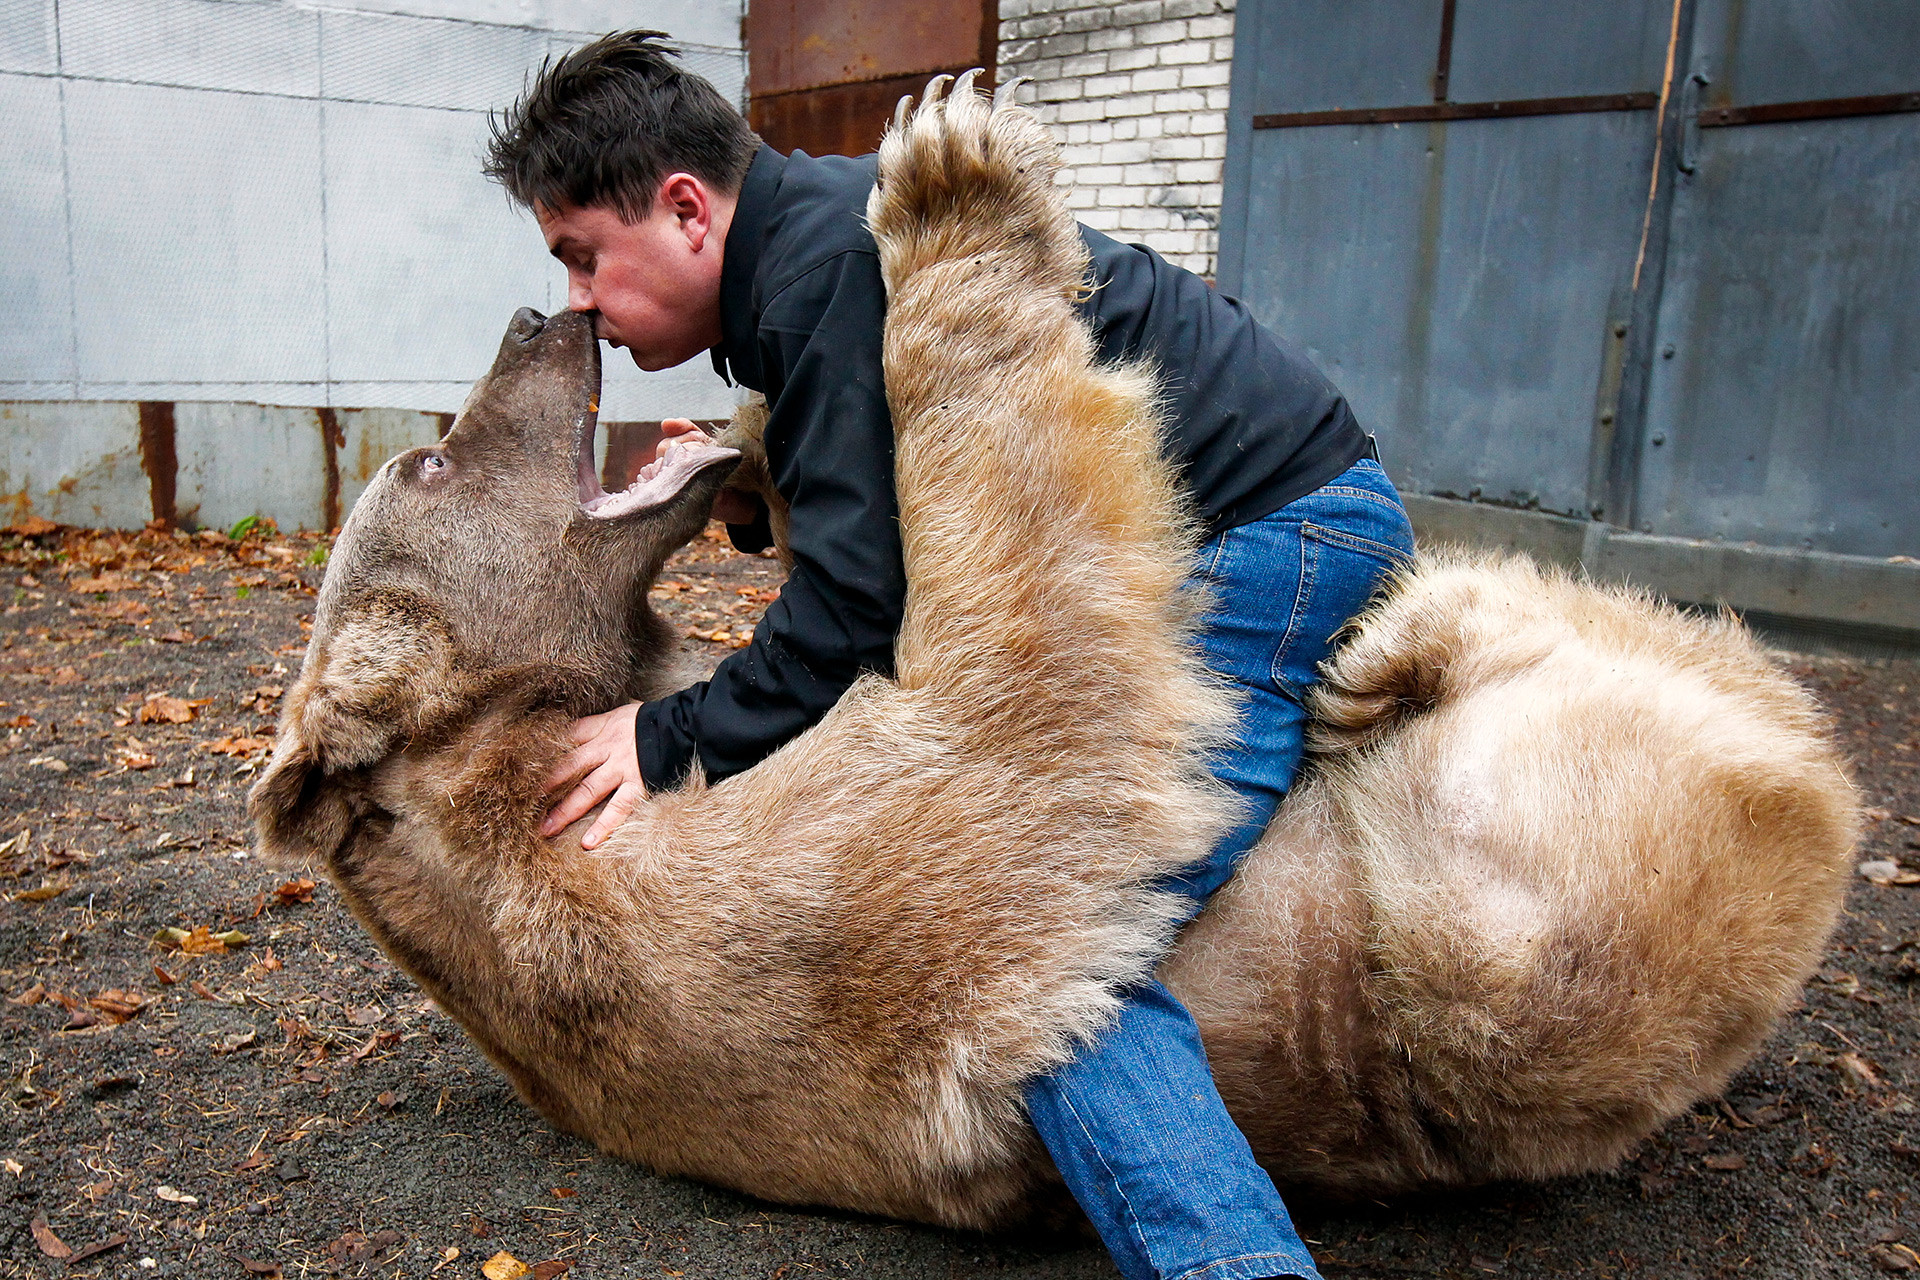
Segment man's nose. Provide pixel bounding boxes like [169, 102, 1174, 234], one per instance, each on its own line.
[566, 276, 594, 314]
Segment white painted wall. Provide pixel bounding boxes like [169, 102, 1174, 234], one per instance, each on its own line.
[0, 0, 745, 422]
[999, 0, 1235, 280]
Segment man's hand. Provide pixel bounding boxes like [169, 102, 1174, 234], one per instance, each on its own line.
[541, 703, 646, 850]
[659, 417, 761, 526]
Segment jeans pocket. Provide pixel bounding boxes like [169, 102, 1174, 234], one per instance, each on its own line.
[1270, 522, 1409, 701]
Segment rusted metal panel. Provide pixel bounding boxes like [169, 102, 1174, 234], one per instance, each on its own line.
[747, 0, 992, 97]
[746, 0, 995, 157]
[750, 71, 945, 157]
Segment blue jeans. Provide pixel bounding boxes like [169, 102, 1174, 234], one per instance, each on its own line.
[1024, 457, 1414, 1280]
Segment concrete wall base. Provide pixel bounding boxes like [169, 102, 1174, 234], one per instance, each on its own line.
[1405, 494, 1920, 658]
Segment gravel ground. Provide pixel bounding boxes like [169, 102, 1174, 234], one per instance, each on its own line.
[1, 519, 1915, 1280]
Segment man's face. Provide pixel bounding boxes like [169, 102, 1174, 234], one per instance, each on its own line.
[538, 179, 729, 372]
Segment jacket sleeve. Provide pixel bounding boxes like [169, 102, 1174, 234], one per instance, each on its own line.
[635, 251, 905, 789]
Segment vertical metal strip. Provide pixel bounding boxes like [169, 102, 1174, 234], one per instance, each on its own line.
[1596, 0, 1695, 531]
[137, 402, 177, 530]
[1433, 0, 1458, 102]
[318, 406, 344, 531]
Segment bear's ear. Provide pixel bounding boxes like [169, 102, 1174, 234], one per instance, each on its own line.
[248, 598, 453, 867]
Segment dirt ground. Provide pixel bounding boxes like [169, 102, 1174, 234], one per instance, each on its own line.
[2, 518, 1916, 1280]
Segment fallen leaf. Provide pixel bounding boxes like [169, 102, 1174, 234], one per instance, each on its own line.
[29, 1212, 71, 1258]
[65, 1233, 129, 1264]
[1868, 1244, 1916, 1273]
[154, 628, 194, 644]
[347, 1005, 386, 1026]
[87, 989, 149, 1023]
[431, 1247, 461, 1274]
[12, 879, 68, 903]
[48, 666, 80, 686]
[1860, 859, 1904, 885]
[236, 1258, 284, 1279]
[1701, 1153, 1747, 1171]
[531, 1262, 572, 1280]
[153, 1184, 198, 1205]
[151, 964, 177, 985]
[9, 982, 46, 1006]
[190, 980, 217, 1000]
[155, 924, 248, 954]
[68, 572, 137, 592]
[81, 1177, 112, 1202]
[272, 878, 316, 905]
[1840, 1051, 1885, 1087]
[202, 734, 270, 758]
[27, 755, 67, 773]
[482, 1252, 532, 1280]
[138, 694, 210, 725]
[3, 714, 35, 728]
[4, 1158, 23, 1175]
[550, 1186, 577, 1199]
[8, 515, 58, 536]
[214, 1031, 258, 1054]
[468, 1214, 491, 1238]
[376, 1090, 405, 1109]
[234, 1152, 269, 1172]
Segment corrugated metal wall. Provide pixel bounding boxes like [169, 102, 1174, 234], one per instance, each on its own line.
[1, 0, 744, 424]
[1219, 0, 1918, 565]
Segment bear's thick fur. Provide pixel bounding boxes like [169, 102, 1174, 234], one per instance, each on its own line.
[249, 78, 1856, 1229]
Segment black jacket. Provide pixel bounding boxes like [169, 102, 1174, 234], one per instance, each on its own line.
[634, 145, 1366, 791]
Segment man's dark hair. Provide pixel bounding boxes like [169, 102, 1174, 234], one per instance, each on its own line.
[485, 30, 759, 221]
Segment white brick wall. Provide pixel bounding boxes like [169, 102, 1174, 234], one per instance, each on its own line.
[999, 0, 1234, 278]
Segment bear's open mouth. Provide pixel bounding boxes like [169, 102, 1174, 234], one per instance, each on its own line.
[573, 398, 739, 521]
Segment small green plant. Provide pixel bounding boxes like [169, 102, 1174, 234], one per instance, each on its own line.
[227, 514, 261, 541]
[235, 585, 252, 600]
[304, 544, 329, 567]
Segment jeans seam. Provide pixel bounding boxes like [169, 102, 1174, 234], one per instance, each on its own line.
[1170, 1250, 1311, 1280]
[1270, 531, 1317, 698]
[1300, 520, 1411, 565]
[1304, 485, 1404, 515]
[1057, 1085, 1163, 1278]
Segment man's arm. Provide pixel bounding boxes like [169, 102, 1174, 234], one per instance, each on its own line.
[636, 249, 904, 789]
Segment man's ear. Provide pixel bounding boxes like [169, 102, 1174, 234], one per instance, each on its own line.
[248, 596, 454, 867]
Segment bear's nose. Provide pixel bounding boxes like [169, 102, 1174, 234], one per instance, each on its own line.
[508, 308, 548, 343]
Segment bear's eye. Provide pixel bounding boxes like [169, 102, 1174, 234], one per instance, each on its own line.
[420, 452, 448, 477]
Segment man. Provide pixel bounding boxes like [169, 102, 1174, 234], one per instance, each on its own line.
[487, 31, 1413, 1280]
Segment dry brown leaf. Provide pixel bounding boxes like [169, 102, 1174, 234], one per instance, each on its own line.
[272, 878, 316, 905]
[29, 1213, 71, 1258]
[1840, 1051, 1885, 1087]
[65, 1233, 129, 1264]
[203, 734, 270, 758]
[8, 515, 58, 536]
[138, 694, 210, 724]
[87, 989, 148, 1023]
[531, 1262, 572, 1280]
[214, 1031, 258, 1054]
[12, 879, 69, 903]
[550, 1186, 577, 1199]
[9, 981, 45, 1006]
[237, 1258, 284, 1279]
[347, 1005, 386, 1026]
[1701, 1153, 1747, 1171]
[482, 1252, 532, 1280]
[3, 713, 34, 729]
[155, 924, 248, 954]
[190, 980, 217, 1000]
[151, 964, 177, 985]
[48, 666, 80, 686]
[68, 571, 139, 592]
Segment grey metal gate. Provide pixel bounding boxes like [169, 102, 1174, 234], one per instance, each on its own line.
[1217, 0, 1920, 574]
